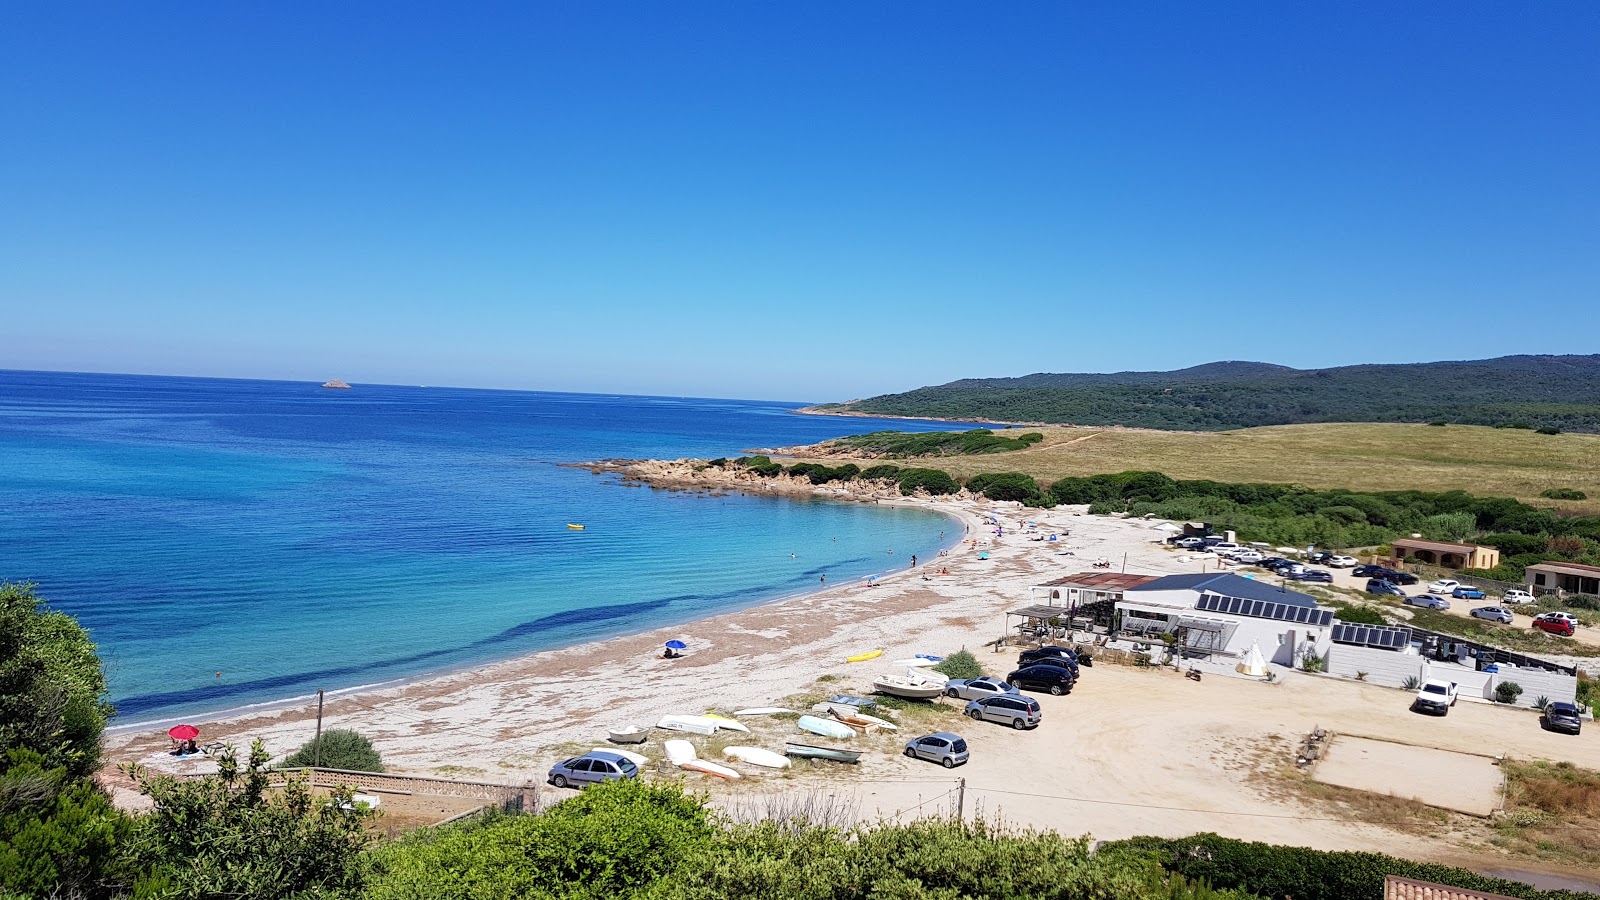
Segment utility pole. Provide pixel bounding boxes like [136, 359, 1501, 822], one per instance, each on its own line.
[1121, 552, 1127, 573]
[313, 690, 324, 768]
[956, 777, 966, 820]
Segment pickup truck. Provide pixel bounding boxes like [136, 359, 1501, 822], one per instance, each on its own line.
[1412, 679, 1458, 715]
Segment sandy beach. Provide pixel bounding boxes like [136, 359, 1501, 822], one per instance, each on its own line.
[99, 463, 1600, 885]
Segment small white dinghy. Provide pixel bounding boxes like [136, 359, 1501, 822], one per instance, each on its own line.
[797, 715, 855, 740]
[723, 746, 791, 769]
[592, 747, 649, 767]
[702, 714, 751, 733]
[607, 724, 649, 744]
[656, 714, 718, 735]
[662, 738, 741, 780]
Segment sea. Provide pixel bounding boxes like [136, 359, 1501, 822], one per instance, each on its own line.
[0, 370, 965, 725]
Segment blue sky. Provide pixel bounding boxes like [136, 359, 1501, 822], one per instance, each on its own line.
[3, 3, 1596, 401]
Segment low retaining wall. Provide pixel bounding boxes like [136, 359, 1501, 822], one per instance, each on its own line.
[1326, 645, 1576, 708]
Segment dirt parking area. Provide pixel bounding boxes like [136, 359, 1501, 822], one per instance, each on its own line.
[712, 659, 1600, 862]
[1312, 735, 1503, 816]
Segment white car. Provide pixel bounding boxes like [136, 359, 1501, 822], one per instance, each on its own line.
[1502, 589, 1536, 605]
[1426, 579, 1460, 595]
[1231, 550, 1265, 564]
[1412, 679, 1458, 715]
[1209, 542, 1241, 555]
[1327, 555, 1358, 568]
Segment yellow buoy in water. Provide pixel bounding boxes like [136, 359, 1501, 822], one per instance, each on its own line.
[567, 524, 585, 530]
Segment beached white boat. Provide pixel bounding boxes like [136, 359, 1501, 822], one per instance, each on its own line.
[723, 746, 791, 769]
[872, 671, 947, 700]
[681, 758, 742, 780]
[796, 715, 855, 740]
[592, 747, 649, 767]
[733, 707, 793, 716]
[702, 714, 750, 733]
[656, 714, 718, 735]
[888, 658, 938, 668]
[847, 710, 898, 731]
[663, 739, 697, 766]
[607, 724, 649, 744]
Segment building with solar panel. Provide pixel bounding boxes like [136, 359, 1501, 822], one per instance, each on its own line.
[1115, 573, 1334, 667]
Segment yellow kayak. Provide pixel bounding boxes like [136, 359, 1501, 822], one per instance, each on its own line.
[567, 524, 585, 530]
[846, 648, 884, 663]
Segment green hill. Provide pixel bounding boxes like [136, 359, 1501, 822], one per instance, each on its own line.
[818, 355, 1600, 432]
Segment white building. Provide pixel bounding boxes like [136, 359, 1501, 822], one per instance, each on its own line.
[1115, 573, 1333, 667]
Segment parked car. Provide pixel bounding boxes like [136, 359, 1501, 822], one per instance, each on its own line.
[1427, 580, 1461, 595]
[1327, 555, 1359, 568]
[1289, 569, 1333, 583]
[1231, 550, 1266, 564]
[904, 732, 969, 768]
[1352, 564, 1388, 577]
[1470, 605, 1514, 624]
[1307, 551, 1333, 565]
[964, 695, 1042, 730]
[1382, 570, 1420, 585]
[1532, 612, 1579, 636]
[1172, 536, 1205, 549]
[1257, 557, 1293, 570]
[1543, 702, 1583, 735]
[547, 750, 639, 789]
[1005, 664, 1077, 695]
[1405, 594, 1450, 610]
[1366, 579, 1408, 597]
[1502, 589, 1537, 605]
[1208, 542, 1241, 555]
[1411, 679, 1458, 715]
[944, 676, 1020, 701]
[1451, 585, 1487, 600]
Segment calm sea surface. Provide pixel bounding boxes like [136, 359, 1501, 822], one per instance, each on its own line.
[0, 370, 963, 723]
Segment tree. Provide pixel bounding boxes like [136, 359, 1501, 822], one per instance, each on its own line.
[126, 741, 372, 899]
[0, 749, 131, 899]
[280, 729, 384, 772]
[0, 582, 113, 779]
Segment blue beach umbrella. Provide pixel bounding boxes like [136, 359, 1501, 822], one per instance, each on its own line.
[665, 640, 687, 650]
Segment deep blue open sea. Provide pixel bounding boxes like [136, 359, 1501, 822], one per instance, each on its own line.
[0, 370, 962, 724]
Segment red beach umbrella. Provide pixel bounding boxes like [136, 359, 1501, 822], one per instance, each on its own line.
[167, 724, 200, 741]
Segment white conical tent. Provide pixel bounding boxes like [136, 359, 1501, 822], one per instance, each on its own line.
[1236, 642, 1268, 677]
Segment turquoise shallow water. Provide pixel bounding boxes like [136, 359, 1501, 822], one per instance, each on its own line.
[0, 371, 962, 723]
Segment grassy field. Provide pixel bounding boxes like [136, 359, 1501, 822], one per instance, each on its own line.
[794, 422, 1600, 507]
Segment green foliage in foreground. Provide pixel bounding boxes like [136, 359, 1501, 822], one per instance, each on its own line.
[1108, 832, 1600, 900]
[829, 428, 1045, 458]
[367, 780, 1257, 900]
[0, 749, 131, 899]
[280, 729, 385, 773]
[931, 649, 983, 680]
[1542, 487, 1588, 500]
[126, 740, 372, 899]
[0, 582, 114, 780]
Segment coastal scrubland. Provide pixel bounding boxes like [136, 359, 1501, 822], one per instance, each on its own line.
[793, 422, 1600, 507]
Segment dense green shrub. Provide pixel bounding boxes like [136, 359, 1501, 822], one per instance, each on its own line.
[1537, 426, 1563, 435]
[365, 780, 715, 900]
[1496, 681, 1525, 704]
[0, 582, 113, 779]
[1540, 487, 1587, 500]
[0, 749, 132, 899]
[1107, 832, 1598, 900]
[1331, 605, 1386, 626]
[967, 472, 1052, 505]
[931, 650, 982, 680]
[733, 455, 784, 477]
[128, 740, 372, 899]
[280, 728, 384, 772]
[859, 464, 902, 480]
[896, 468, 959, 496]
[830, 429, 1046, 458]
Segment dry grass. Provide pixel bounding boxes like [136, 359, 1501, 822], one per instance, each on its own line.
[792, 422, 1600, 506]
[1504, 760, 1600, 818]
[1490, 759, 1600, 865]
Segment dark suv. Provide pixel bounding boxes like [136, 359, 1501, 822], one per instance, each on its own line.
[1006, 664, 1076, 695]
[1017, 646, 1081, 675]
[1366, 578, 1407, 597]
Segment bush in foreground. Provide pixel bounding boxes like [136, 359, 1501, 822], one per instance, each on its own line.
[281, 729, 384, 772]
[931, 649, 982, 680]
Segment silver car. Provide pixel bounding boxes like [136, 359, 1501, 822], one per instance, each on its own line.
[548, 751, 638, 789]
[943, 676, 1020, 701]
[1470, 605, 1513, 624]
[904, 732, 970, 768]
[1404, 594, 1450, 610]
[964, 695, 1042, 730]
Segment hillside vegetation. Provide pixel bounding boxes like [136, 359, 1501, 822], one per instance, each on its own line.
[817, 354, 1600, 432]
[828, 428, 1043, 457]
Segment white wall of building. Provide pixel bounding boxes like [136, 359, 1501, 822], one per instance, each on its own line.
[1326, 645, 1576, 708]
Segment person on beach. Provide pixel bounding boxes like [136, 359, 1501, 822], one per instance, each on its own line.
[910, 554, 917, 567]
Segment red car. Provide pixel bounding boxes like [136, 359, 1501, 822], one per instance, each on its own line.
[1532, 613, 1576, 636]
